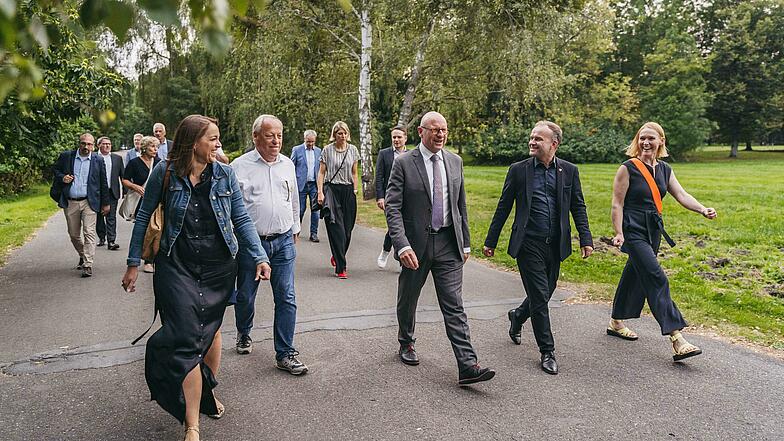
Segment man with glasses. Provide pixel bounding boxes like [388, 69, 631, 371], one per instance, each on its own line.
[385, 111, 495, 386]
[231, 115, 308, 375]
[52, 133, 110, 277]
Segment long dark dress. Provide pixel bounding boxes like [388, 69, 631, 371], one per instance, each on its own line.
[611, 159, 688, 334]
[146, 166, 236, 423]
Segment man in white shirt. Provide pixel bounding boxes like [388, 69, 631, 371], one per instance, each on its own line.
[153, 122, 172, 161]
[231, 114, 308, 375]
[95, 136, 124, 250]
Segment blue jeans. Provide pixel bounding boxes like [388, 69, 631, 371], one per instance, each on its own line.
[234, 230, 297, 360]
[299, 181, 319, 236]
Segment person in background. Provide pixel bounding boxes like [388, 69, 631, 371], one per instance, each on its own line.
[95, 136, 124, 250]
[290, 129, 322, 242]
[375, 125, 408, 269]
[122, 135, 162, 273]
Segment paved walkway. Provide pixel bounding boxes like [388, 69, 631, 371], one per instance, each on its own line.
[0, 208, 781, 440]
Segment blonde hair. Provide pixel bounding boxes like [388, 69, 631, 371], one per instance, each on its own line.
[626, 122, 669, 158]
[140, 136, 159, 156]
[329, 121, 351, 142]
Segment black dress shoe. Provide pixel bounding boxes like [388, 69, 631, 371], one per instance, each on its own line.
[541, 352, 558, 375]
[107, 242, 120, 250]
[399, 344, 419, 365]
[508, 309, 523, 345]
[458, 364, 495, 386]
[81, 267, 93, 278]
[309, 234, 320, 243]
[97, 239, 106, 247]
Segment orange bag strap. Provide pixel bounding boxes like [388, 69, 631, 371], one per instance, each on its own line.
[630, 158, 663, 214]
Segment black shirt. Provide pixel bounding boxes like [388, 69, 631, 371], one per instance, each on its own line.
[124, 156, 161, 186]
[527, 157, 559, 239]
[175, 165, 230, 262]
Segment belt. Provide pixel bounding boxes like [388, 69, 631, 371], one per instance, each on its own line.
[428, 224, 454, 235]
[68, 197, 87, 201]
[527, 234, 556, 244]
[259, 232, 285, 241]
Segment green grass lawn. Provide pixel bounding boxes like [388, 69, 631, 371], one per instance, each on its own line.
[358, 148, 784, 349]
[0, 184, 59, 265]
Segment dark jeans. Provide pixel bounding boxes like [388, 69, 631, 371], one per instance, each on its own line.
[298, 181, 319, 236]
[324, 183, 356, 273]
[397, 226, 477, 372]
[96, 198, 118, 242]
[611, 240, 688, 335]
[233, 230, 297, 360]
[513, 237, 560, 353]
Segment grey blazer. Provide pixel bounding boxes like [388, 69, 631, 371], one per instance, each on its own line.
[384, 144, 470, 259]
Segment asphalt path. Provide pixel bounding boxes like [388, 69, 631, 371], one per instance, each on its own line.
[0, 205, 782, 440]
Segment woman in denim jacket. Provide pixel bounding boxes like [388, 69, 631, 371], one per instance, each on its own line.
[122, 115, 270, 441]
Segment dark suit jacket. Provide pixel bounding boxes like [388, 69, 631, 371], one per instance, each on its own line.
[52, 150, 111, 213]
[104, 153, 124, 200]
[290, 143, 322, 191]
[374, 147, 398, 200]
[385, 145, 470, 259]
[484, 157, 592, 262]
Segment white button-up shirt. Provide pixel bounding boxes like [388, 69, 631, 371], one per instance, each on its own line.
[100, 152, 112, 189]
[231, 148, 301, 237]
[305, 148, 316, 181]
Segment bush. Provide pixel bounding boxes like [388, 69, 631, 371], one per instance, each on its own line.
[465, 123, 628, 164]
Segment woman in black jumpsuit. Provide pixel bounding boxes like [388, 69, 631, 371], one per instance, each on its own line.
[608, 122, 717, 361]
[123, 115, 269, 441]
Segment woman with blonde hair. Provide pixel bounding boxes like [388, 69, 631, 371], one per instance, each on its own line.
[317, 121, 360, 279]
[122, 115, 270, 441]
[607, 122, 717, 361]
[121, 135, 162, 272]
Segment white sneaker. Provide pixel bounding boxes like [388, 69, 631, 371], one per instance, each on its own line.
[143, 263, 155, 273]
[377, 250, 390, 268]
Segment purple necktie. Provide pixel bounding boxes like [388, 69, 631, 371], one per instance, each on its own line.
[431, 155, 443, 230]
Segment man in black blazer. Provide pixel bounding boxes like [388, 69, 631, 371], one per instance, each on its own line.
[52, 133, 110, 277]
[374, 124, 408, 269]
[386, 111, 494, 386]
[483, 120, 593, 375]
[95, 136, 124, 250]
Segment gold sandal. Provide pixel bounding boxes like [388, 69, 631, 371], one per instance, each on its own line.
[670, 333, 702, 361]
[207, 399, 225, 420]
[183, 425, 199, 441]
[606, 320, 638, 341]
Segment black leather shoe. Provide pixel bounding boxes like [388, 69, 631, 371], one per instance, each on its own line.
[81, 266, 93, 278]
[108, 242, 120, 250]
[458, 364, 495, 386]
[541, 352, 558, 375]
[508, 309, 523, 345]
[399, 344, 419, 366]
[97, 239, 106, 247]
[309, 234, 320, 243]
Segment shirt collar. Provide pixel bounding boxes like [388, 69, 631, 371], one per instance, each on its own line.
[533, 156, 557, 169]
[418, 144, 442, 161]
[252, 147, 281, 165]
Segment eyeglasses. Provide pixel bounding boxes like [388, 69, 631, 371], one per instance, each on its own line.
[421, 127, 448, 135]
[79, 142, 94, 146]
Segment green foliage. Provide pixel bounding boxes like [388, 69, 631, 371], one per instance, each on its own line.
[0, 184, 59, 265]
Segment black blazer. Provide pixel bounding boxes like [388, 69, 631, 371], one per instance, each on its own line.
[484, 157, 592, 261]
[52, 150, 110, 213]
[374, 147, 395, 200]
[105, 153, 125, 200]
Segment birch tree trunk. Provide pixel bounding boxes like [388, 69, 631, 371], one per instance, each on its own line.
[357, 3, 374, 200]
[397, 16, 436, 129]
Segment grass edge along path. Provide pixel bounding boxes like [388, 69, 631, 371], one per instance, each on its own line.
[0, 184, 59, 266]
[356, 150, 784, 351]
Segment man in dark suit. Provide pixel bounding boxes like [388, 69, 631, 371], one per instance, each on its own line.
[483, 120, 593, 375]
[95, 136, 124, 250]
[374, 125, 408, 269]
[290, 130, 322, 242]
[153, 122, 173, 161]
[385, 111, 495, 386]
[52, 133, 111, 277]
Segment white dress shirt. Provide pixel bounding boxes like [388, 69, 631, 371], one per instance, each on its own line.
[231, 148, 301, 237]
[397, 144, 470, 256]
[305, 148, 315, 181]
[101, 152, 112, 189]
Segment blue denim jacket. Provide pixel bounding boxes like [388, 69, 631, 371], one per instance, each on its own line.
[127, 161, 268, 267]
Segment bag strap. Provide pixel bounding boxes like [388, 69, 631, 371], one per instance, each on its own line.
[326, 148, 349, 184]
[630, 158, 663, 214]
